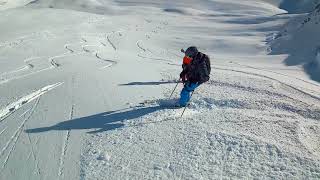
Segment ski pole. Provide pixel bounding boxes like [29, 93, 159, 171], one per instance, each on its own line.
[180, 90, 195, 118]
[169, 79, 180, 99]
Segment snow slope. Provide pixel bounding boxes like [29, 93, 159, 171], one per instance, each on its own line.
[270, 3, 320, 81]
[261, 0, 320, 13]
[0, 0, 33, 10]
[1, 0, 320, 179]
[279, 0, 320, 13]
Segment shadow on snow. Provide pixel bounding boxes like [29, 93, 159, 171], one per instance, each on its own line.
[25, 105, 171, 134]
[119, 81, 178, 86]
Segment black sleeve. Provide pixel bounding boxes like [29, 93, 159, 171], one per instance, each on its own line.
[206, 55, 211, 74]
[182, 64, 191, 74]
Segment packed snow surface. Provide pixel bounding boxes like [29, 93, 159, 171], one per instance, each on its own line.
[1, 0, 320, 179]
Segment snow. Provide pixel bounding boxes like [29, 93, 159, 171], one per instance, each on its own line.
[260, 0, 320, 13]
[270, 3, 320, 81]
[317, 48, 320, 69]
[279, 0, 320, 13]
[1, 0, 320, 180]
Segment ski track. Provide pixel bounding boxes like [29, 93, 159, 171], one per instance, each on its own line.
[52, 34, 121, 68]
[215, 66, 320, 102]
[0, 127, 7, 136]
[0, 56, 57, 85]
[82, 45, 98, 53]
[0, 56, 48, 85]
[219, 145, 226, 180]
[208, 79, 311, 108]
[1, 97, 40, 170]
[204, 80, 320, 120]
[135, 21, 173, 64]
[106, 33, 117, 51]
[100, 42, 107, 47]
[81, 38, 87, 43]
[50, 58, 60, 68]
[167, 50, 181, 58]
[58, 76, 75, 178]
[0, 31, 69, 84]
[24, 56, 44, 66]
[81, 44, 118, 67]
[26, 150, 32, 162]
[1, 27, 138, 86]
[0, 31, 54, 50]
[136, 40, 146, 52]
[1, 32, 117, 85]
[231, 61, 320, 88]
[0, 57, 36, 84]
[64, 44, 76, 53]
[58, 124, 72, 177]
[0, 82, 64, 123]
[49, 53, 81, 68]
[25, 124, 41, 176]
[0, 82, 63, 170]
[19, 109, 31, 118]
[104, 30, 126, 51]
[0, 65, 30, 78]
[95, 53, 117, 68]
[0, 66, 53, 85]
[64, 37, 118, 69]
[138, 54, 172, 62]
[136, 40, 154, 54]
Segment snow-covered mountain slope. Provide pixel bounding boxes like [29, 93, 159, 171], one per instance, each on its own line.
[26, 0, 126, 15]
[0, 0, 33, 10]
[261, 0, 320, 13]
[0, 0, 285, 15]
[269, 4, 320, 81]
[279, 0, 320, 13]
[1, 0, 320, 180]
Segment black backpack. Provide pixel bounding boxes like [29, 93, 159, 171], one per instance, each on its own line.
[188, 52, 211, 84]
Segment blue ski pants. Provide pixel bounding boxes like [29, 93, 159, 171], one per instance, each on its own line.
[179, 82, 199, 107]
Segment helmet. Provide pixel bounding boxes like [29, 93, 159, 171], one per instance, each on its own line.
[185, 46, 198, 58]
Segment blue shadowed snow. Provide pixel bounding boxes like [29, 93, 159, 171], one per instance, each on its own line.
[280, 0, 320, 13]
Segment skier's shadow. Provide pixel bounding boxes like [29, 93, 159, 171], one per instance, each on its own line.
[119, 81, 179, 86]
[25, 104, 171, 134]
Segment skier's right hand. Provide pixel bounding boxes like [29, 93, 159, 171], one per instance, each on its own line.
[180, 72, 184, 79]
[181, 75, 187, 83]
[179, 72, 184, 82]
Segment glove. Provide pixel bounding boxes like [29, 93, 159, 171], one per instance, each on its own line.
[180, 72, 184, 79]
[180, 72, 187, 83]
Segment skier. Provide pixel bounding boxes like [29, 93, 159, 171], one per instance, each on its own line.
[178, 46, 211, 107]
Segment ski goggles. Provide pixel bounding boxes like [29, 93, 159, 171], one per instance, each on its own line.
[183, 55, 192, 65]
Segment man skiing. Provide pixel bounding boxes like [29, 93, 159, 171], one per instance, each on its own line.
[178, 46, 211, 107]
